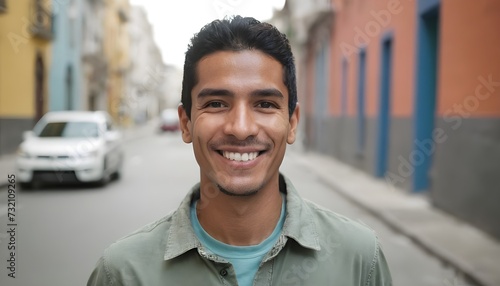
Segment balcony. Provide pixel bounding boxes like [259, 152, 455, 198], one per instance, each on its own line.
[0, 0, 7, 14]
[30, 0, 53, 40]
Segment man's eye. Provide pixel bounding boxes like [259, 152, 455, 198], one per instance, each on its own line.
[206, 102, 225, 108]
[257, 102, 276, 109]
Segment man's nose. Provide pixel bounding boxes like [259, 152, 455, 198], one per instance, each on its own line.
[223, 103, 259, 140]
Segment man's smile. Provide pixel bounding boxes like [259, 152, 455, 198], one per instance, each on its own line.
[212, 138, 271, 163]
[215, 148, 268, 162]
[222, 151, 260, 162]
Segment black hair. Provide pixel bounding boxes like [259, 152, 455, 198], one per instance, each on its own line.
[181, 16, 297, 119]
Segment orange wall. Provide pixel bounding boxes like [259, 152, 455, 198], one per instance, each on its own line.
[329, 0, 417, 118]
[437, 0, 500, 117]
[326, 0, 500, 119]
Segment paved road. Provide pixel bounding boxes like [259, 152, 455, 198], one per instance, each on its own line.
[0, 130, 473, 286]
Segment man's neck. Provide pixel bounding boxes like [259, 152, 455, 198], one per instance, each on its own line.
[196, 182, 283, 246]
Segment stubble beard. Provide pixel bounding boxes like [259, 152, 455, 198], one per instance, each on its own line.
[216, 184, 262, 197]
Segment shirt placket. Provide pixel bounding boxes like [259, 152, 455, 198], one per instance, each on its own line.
[197, 246, 239, 285]
[253, 235, 289, 286]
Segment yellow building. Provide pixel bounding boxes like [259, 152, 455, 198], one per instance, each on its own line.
[0, 0, 53, 155]
[104, 0, 131, 125]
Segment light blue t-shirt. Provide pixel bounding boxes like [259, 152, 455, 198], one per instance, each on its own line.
[190, 196, 286, 286]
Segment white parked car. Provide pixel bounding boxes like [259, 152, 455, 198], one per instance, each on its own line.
[16, 111, 124, 188]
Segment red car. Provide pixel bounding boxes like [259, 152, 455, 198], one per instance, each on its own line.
[159, 108, 180, 132]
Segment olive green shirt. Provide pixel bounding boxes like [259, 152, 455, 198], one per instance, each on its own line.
[87, 175, 392, 285]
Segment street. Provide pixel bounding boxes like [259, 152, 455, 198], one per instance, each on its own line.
[0, 128, 473, 286]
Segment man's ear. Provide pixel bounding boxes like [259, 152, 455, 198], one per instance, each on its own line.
[287, 103, 300, 144]
[178, 104, 192, 143]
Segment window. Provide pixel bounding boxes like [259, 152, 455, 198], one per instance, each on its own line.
[38, 122, 99, 138]
[0, 0, 7, 12]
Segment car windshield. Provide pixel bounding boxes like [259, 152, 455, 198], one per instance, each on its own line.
[38, 121, 99, 138]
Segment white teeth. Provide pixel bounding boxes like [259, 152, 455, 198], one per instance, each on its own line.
[222, 151, 259, 162]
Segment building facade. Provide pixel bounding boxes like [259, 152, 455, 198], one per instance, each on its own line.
[104, 0, 131, 125]
[281, 0, 500, 240]
[49, 0, 84, 111]
[127, 5, 165, 124]
[0, 0, 53, 156]
[81, 0, 108, 112]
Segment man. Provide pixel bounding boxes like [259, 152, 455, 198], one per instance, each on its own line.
[88, 16, 392, 286]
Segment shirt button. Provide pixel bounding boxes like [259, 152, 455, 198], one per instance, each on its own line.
[219, 269, 228, 276]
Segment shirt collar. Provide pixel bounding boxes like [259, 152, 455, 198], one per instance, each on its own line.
[280, 174, 321, 251]
[164, 183, 202, 261]
[163, 174, 321, 261]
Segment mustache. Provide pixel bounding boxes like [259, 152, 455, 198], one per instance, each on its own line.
[209, 137, 271, 149]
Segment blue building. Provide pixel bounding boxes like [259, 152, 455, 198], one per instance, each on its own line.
[49, 0, 83, 111]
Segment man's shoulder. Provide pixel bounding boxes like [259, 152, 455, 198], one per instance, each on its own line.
[104, 212, 175, 261]
[303, 199, 379, 250]
[88, 210, 196, 285]
[286, 198, 392, 285]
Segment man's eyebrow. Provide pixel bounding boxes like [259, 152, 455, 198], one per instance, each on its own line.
[197, 88, 284, 99]
[197, 88, 234, 98]
[250, 88, 284, 98]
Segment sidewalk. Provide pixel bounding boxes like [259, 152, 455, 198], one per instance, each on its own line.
[290, 150, 500, 286]
[0, 118, 159, 188]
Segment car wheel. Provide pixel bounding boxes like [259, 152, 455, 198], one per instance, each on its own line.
[98, 157, 111, 187]
[111, 155, 123, 181]
[20, 182, 33, 190]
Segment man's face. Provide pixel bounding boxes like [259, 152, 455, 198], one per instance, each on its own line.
[179, 50, 299, 196]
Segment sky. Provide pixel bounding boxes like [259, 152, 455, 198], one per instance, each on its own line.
[129, 0, 286, 68]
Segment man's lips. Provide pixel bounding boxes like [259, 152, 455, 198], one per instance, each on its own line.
[215, 148, 267, 162]
[212, 139, 271, 162]
[220, 151, 260, 162]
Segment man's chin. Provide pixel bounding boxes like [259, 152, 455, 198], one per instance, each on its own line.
[217, 184, 261, 197]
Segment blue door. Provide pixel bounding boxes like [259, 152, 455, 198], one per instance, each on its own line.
[414, 0, 440, 191]
[357, 49, 367, 156]
[376, 35, 393, 177]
